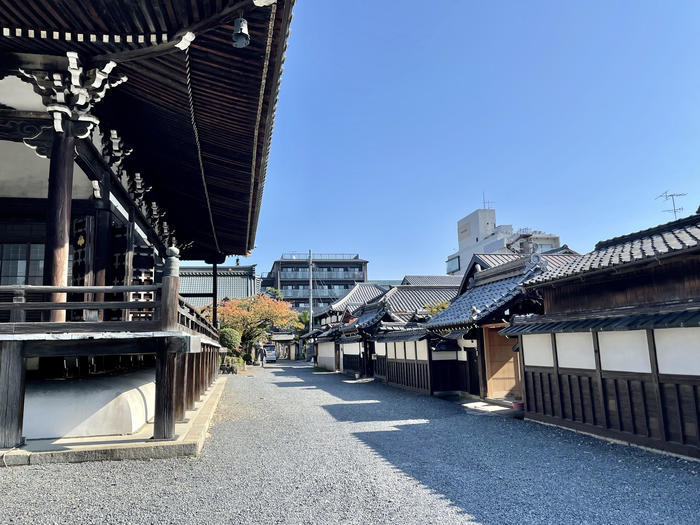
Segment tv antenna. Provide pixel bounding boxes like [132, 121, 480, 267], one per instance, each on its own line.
[656, 191, 686, 219]
[482, 192, 495, 210]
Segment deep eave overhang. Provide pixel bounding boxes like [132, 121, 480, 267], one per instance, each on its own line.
[0, 0, 295, 260]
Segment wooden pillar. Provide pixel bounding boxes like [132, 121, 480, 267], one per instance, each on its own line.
[44, 132, 76, 322]
[186, 353, 196, 410]
[153, 343, 176, 440]
[476, 327, 487, 399]
[0, 292, 26, 448]
[212, 262, 218, 327]
[592, 332, 608, 428]
[94, 198, 111, 320]
[517, 335, 528, 412]
[174, 352, 187, 422]
[160, 247, 180, 332]
[195, 353, 203, 400]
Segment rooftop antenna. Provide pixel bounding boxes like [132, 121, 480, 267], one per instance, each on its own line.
[656, 191, 687, 219]
[482, 192, 495, 210]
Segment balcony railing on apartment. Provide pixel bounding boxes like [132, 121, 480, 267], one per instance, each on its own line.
[281, 289, 348, 299]
[279, 271, 364, 280]
[280, 253, 360, 260]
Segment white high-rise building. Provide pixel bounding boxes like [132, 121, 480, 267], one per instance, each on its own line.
[445, 208, 562, 275]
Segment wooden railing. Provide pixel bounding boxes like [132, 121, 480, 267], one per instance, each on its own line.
[178, 296, 218, 341]
[0, 248, 218, 341]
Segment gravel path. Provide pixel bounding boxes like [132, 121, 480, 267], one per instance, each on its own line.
[1, 362, 698, 524]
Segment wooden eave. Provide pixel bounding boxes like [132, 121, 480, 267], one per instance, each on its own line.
[0, 0, 294, 260]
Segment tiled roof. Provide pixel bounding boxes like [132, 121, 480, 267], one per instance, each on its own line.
[526, 214, 700, 286]
[472, 253, 522, 268]
[427, 275, 524, 330]
[379, 285, 458, 314]
[327, 283, 389, 314]
[341, 303, 387, 333]
[401, 275, 463, 286]
[179, 265, 258, 307]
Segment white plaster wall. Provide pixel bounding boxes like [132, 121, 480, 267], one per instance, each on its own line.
[317, 342, 336, 372]
[388, 342, 396, 359]
[523, 334, 554, 367]
[598, 330, 651, 373]
[416, 340, 428, 361]
[556, 332, 596, 369]
[405, 341, 416, 360]
[24, 369, 155, 439]
[395, 342, 405, 360]
[457, 349, 467, 361]
[375, 342, 386, 357]
[0, 140, 94, 199]
[0, 76, 45, 111]
[342, 342, 360, 355]
[654, 327, 700, 376]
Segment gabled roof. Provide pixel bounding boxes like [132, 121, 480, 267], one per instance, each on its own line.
[401, 275, 463, 286]
[377, 285, 458, 315]
[325, 282, 389, 315]
[427, 275, 524, 330]
[526, 213, 700, 286]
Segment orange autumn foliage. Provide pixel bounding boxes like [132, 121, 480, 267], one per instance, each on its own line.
[215, 294, 302, 348]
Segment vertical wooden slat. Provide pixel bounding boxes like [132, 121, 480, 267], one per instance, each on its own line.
[185, 353, 196, 410]
[674, 383, 685, 445]
[592, 332, 608, 429]
[646, 329, 667, 442]
[550, 333, 564, 418]
[174, 351, 187, 422]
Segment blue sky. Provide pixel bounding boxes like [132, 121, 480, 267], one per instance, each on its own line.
[223, 1, 700, 278]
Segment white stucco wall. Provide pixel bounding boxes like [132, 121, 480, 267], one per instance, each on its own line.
[388, 342, 396, 359]
[522, 334, 554, 367]
[405, 341, 416, 360]
[375, 342, 386, 357]
[555, 332, 596, 369]
[24, 369, 155, 439]
[416, 340, 428, 361]
[395, 342, 405, 360]
[317, 341, 336, 372]
[598, 330, 651, 373]
[341, 342, 360, 356]
[432, 350, 458, 361]
[654, 327, 700, 375]
[0, 140, 94, 199]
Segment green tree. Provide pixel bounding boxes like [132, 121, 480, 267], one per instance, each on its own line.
[265, 287, 284, 300]
[219, 327, 241, 353]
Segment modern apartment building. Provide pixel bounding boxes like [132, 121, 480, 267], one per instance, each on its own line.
[261, 253, 368, 311]
[446, 208, 562, 275]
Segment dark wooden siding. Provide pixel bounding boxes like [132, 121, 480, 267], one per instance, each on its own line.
[374, 355, 387, 380]
[431, 360, 467, 393]
[342, 354, 360, 374]
[524, 366, 700, 458]
[542, 256, 700, 315]
[387, 358, 430, 395]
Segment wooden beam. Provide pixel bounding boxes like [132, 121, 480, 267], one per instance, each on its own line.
[647, 329, 667, 442]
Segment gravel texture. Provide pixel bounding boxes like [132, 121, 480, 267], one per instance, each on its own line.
[1, 362, 698, 524]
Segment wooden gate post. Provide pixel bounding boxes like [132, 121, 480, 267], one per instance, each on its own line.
[0, 291, 26, 448]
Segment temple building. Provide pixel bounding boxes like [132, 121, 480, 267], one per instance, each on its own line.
[0, 0, 294, 448]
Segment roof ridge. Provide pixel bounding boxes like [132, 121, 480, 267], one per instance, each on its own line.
[595, 213, 700, 250]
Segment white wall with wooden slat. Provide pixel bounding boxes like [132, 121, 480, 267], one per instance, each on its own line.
[555, 332, 596, 369]
[523, 334, 554, 367]
[375, 342, 386, 357]
[317, 341, 336, 372]
[598, 330, 651, 373]
[405, 341, 416, 360]
[654, 327, 700, 375]
[341, 342, 360, 356]
[416, 340, 428, 361]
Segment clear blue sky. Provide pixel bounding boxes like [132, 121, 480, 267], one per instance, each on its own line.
[222, 1, 700, 278]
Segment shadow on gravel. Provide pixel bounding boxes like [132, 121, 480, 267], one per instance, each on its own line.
[272, 363, 700, 524]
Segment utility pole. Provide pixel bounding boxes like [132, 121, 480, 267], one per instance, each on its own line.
[308, 249, 313, 362]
